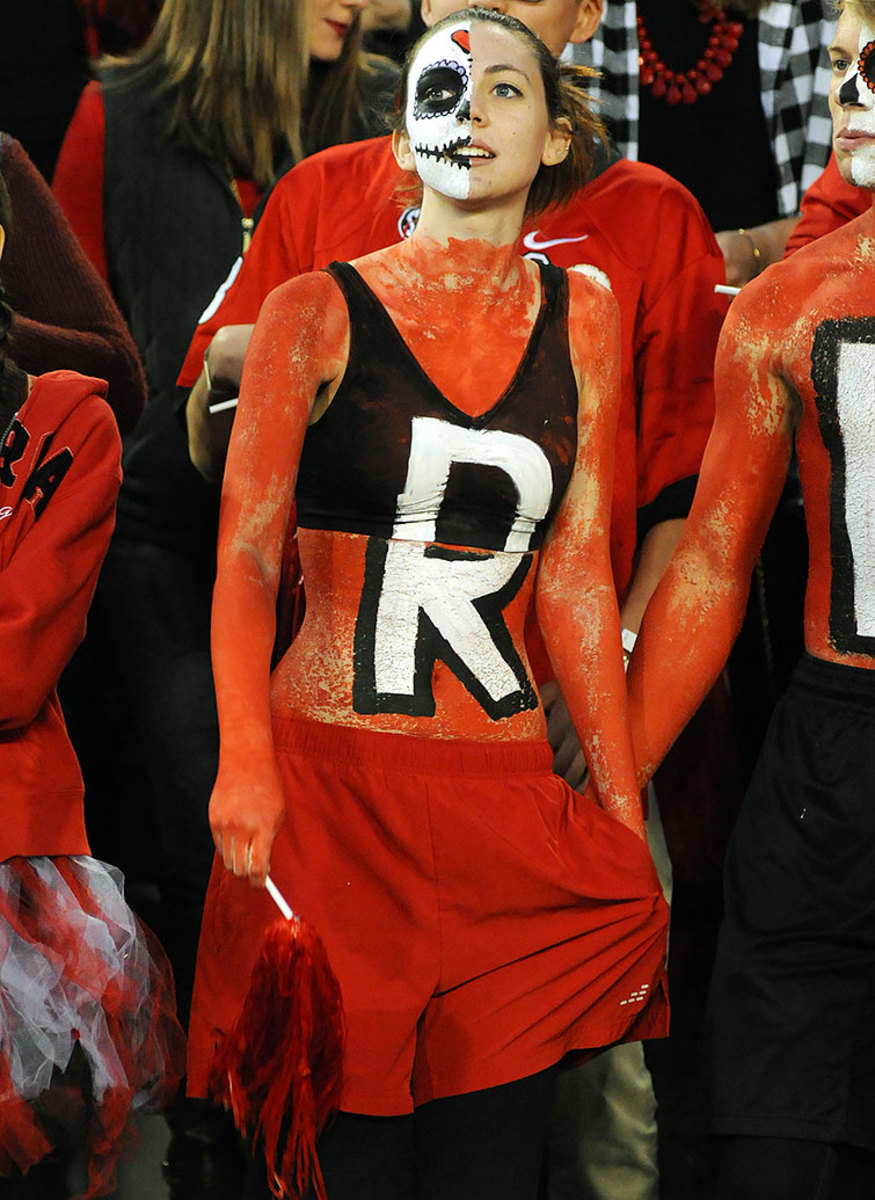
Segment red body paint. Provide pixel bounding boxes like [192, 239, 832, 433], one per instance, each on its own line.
[629, 206, 875, 782]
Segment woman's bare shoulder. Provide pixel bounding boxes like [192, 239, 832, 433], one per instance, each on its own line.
[256, 268, 351, 365]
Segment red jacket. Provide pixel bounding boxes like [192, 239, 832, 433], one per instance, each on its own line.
[0, 370, 121, 860]
[784, 152, 872, 257]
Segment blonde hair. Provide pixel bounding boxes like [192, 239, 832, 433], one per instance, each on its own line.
[104, 0, 379, 188]
[836, 0, 875, 22]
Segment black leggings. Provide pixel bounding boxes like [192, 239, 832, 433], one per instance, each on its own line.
[712, 1136, 875, 1200]
[243, 1067, 558, 1200]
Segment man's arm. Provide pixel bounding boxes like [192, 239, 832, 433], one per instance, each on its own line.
[542, 515, 685, 787]
[626, 283, 798, 786]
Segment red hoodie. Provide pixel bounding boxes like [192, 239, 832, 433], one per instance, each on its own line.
[0, 370, 121, 860]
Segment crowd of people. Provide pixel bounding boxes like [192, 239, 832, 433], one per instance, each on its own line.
[1, 0, 874, 1198]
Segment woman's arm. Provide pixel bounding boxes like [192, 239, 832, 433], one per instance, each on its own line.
[209, 271, 349, 885]
[715, 217, 799, 288]
[536, 272, 644, 839]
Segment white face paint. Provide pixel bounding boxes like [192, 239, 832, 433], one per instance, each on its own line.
[832, 15, 875, 189]
[405, 21, 473, 200]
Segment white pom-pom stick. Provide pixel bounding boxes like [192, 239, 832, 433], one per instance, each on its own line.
[208, 396, 239, 415]
[715, 284, 741, 297]
[266, 875, 294, 921]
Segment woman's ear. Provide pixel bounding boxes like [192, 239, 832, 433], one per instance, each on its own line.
[542, 118, 572, 168]
[392, 128, 416, 174]
[0, 225, 6, 261]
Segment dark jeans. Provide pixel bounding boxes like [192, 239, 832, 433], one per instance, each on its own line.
[84, 537, 218, 1025]
[244, 1069, 559, 1200]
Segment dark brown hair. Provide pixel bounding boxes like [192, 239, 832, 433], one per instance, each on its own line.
[308, 23, 386, 155]
[395, 7, 604, 219]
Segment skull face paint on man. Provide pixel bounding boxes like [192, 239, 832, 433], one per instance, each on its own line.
[406, 21, 475, 200]
[830, 11, 875, 189]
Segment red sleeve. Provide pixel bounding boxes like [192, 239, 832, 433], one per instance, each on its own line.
[53, 80, 108, 283]
[176, 177, 306, 387]
[0, 392, 121, 728]
[784, 152, 872, 257]
[2, 135, 145, 434]
[633, 185, 725, 524]
[634, 254, 723, 524]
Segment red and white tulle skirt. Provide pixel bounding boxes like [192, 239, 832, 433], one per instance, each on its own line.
[0, 855, 185, 1196]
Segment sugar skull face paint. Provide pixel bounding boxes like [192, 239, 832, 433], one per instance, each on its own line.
[830, 12, 875, 189]
[406, 21, 475, 200]
[401, 17, 570, 212]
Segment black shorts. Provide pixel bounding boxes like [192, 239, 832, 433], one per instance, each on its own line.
[708, 654, 875, 1151]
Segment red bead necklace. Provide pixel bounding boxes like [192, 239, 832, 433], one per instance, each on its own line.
[637, 1, 744, 106]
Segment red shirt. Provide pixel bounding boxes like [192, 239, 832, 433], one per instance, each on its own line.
[784, 152, 872, 257]
[178, 135, 726, 601]
[0, 371, 121, 860]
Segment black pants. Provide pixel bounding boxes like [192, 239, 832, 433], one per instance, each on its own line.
[712, 1136, 875, 1200]
[244, 1068, 558, 1200]
[89, 537, 219, 1026]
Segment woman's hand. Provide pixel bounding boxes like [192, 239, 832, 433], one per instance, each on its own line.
[209, 764, 285, 888]
[541, 679, 589, 791]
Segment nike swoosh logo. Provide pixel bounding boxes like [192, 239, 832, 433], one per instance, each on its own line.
[522, 231, 590, 251]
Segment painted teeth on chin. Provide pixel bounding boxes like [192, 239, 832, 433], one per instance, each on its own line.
[415, 140, 472, 169]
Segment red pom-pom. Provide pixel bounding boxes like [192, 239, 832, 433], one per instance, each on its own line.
[209, 917, 345, 1200]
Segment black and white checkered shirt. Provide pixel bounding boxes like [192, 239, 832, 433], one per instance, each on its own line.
[570, 1, 834, 217]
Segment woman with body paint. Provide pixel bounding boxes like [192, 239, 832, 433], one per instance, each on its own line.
[194, 10, 669, 1199]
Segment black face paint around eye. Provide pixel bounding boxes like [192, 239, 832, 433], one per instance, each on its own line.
[413, 63, 467, 119]
[860, 40, 875, 94]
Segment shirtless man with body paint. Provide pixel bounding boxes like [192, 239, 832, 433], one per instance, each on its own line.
[626, 4, 875, 1195]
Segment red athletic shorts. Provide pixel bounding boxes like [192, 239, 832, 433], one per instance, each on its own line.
[188, 718, 669, 1115]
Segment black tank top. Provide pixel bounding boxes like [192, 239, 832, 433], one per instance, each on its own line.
[296, 259, 579, 555]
